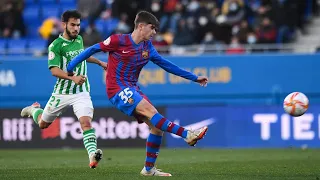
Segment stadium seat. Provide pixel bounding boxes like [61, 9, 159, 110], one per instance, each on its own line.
[60, 4, 77, 14]
[7, 39, 28, 54]
[41, 5, 61, 19]
[105, 18, 120, 36]
[0, 39, 7, 54]
[59, 0, 76, 6]
[38, 0, 58, 4]
[26, 23, 42, 38]
[25, 0, 37, 5]
[23, 5, 41, 25]
[95, 19, 106, 35]
[95, 18, 120, 37]
[28, 39, 47, 53]
[81, 19, 89, 29]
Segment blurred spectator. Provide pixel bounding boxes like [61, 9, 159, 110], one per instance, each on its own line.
[270, 0, 299, 43]
[0, 0, 26, 38]
[159, 0, 182, 34]
[81, 23, 103, 47]
[201, 32, 217, 45]
[235, 20, 254, 44]
[78, 0, 105, 24]
[246, 32, 257, 45]
[220, 0, 245, 25]
[39, 17, 62, 40]
[113, 13, 131, 34]
[2, 0, 320, 55]
[256, 17, 277, 44]
[173, 18, 194, 45]
[225, 36, 245, 54]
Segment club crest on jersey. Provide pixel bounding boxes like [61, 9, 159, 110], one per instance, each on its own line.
[142, 50, 149, 59]
[48, 51, 55, 60]
[128, 98, 134, 104]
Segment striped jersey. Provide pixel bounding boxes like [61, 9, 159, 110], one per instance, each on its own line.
[99, 34, 197, 99]
[48, 35, 90, 94]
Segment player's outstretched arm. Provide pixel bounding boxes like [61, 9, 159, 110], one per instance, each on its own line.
[150, 44, 208, 87]
[67, 43, 102, 74]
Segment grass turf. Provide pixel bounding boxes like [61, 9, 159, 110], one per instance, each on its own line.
[0, 148, 318, 180]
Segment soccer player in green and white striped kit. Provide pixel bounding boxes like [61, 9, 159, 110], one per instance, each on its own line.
[20, 10, 107, 169]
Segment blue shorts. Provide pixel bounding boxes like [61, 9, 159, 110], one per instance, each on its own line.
[109, 87, 144, 116]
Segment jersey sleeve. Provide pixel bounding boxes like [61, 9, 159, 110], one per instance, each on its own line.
[48, 42, 61, 69]
[99, 34, 119, 52]
[150, 42, 198, 82]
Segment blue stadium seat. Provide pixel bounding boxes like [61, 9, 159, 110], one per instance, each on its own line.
[7, 39, 28, 54]
[105, 18, 120, 36]
[0, 39, 7, 54]
[25, 0, 37, 5]
[23, 5, 41, 25]
[39, 0, 58, 4]
[60, 4, 77, 14]
[28, 39, 47, 53]
[26, 24, 41, 38]
[58, 0, 75, 4]
[41, 5, 61, 19]
[95, 20, 105, 35]
[95, 18, 119, 37]
[59, 0, 76, 6]
[81, 19, 89, 29]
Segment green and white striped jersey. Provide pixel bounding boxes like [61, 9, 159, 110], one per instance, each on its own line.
[48, 34, 90, 94]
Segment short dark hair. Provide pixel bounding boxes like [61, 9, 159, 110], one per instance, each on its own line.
[134, 11, 159, 29]
[61, 10, 81, 22]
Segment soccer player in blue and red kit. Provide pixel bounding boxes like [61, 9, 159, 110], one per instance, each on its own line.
[67, 11, 209, 176]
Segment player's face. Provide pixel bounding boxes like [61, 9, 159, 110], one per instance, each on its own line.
[141, 24, 157, 41]
[64, 18, 80, 39]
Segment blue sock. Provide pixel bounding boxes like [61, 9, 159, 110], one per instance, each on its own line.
[145, 133, 162, 171]
[150, 113, 188, 138]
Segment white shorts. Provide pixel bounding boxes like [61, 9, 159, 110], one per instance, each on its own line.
[42, 92, 94, 123]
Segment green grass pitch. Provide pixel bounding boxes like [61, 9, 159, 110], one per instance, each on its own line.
[0, 148, 319, 180]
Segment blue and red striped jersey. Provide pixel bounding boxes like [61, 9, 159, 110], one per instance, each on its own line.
[99, 34, 198, 98]
[66, 33, 198, 99]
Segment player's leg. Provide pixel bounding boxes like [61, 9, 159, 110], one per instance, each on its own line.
[131, 93, 171, 176]
[72, 92, 102, 169]
[110, 87, 208, 146]
[135, 99, 208, 146]
[137, 118, 172, 176]
[20, 101, 58, 129]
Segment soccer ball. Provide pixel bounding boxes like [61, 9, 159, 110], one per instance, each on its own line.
[283, 92, 309, 117]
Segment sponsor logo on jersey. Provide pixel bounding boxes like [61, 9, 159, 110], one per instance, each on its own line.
[65, 49, 84, 58]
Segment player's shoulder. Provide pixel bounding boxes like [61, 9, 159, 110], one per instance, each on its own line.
[102, 33, 126, 46]
[48, 37, 63, 50]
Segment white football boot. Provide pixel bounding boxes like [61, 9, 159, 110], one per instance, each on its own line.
[89, 149, 103, 169]
[140, 167, 172, 176]
[20, 102, 41, 117]
[184, 126, 208, 146]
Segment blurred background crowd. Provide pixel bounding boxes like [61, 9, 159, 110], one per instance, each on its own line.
[0, 0, 319, 55]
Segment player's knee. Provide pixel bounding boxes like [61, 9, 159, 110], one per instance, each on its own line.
[39, 120, 50, 129]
